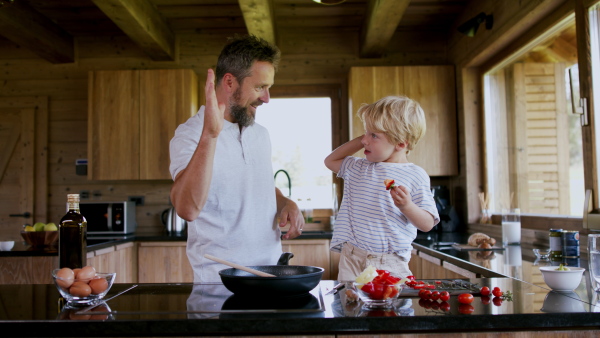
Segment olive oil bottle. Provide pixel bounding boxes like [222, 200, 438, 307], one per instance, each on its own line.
[59, 194, 87, 269]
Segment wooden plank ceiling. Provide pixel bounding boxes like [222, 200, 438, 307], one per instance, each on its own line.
[0, 0, 577, 65]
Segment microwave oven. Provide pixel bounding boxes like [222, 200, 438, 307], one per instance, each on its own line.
[79, 201, 137, 235]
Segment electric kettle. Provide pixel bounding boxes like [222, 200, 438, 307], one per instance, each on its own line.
[161, 207, 187, 236]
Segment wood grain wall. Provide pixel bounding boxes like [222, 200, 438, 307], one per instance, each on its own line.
[0, 28, 451, 236]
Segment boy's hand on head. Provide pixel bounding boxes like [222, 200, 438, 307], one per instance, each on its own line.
[390, 185, 412, 210]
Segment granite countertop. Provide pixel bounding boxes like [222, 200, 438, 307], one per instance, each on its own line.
[2, 230, 600, 336]
[2, 278, 600, 336]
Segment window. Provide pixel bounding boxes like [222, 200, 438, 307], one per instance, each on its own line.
[483, 17, 584, 216]
[256, 97, 334, 209]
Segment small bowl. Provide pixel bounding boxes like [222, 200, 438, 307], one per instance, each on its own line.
[21, 231, 58, 247]
[533, 249, 550, 260]
[52, 269, 116, 305]
[352, 282, 403, 309]
[539, 266, 585, 291]
[0, 241, 14, 251]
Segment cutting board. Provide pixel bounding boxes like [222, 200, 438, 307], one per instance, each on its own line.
[452, 243, 505, 251]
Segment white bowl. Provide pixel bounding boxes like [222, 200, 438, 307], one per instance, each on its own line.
[0, 241, 14, 251]
[541, 291, 586, 313]
[539, 266, 585, 291]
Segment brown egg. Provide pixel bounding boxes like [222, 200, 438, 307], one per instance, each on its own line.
[69, 281, 92, 297]
[72, 268, 82, 278]
[77, 266, 96, 281]
[89, 277, 109, 295]
[55, 267, 74, 289]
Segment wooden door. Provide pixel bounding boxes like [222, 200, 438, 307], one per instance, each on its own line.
[0, 97, 48, 240]
[139, 69, 198, 180]
[88, 70, 140, 180]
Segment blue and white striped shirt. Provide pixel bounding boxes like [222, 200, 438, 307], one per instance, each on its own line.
[330, 157, 440, 259]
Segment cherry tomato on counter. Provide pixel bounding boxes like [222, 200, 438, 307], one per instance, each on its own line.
[480, 296, 491, 305]
[419, 289, 432, 299]
[430, 291, 441, 301]
[492, 287, 503, 298]
[439, 301, 451, 312]
[457, 293, 474, 304]
[439, 291, 450, 302]
[480, 286, 490, 296]
[493, 296, 503, 306]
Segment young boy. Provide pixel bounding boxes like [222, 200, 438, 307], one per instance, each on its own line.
[324, 96, 440, 281]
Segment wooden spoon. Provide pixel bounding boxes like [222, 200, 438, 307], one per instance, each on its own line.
[204, 254, 276, 277]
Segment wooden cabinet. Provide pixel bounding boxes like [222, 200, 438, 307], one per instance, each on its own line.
[282, 239, 333, 279]
[349, 66, 458, 176]
[137, 241, 193, 283]
[88, 242, 137, 283]
[88, 69, 198, 180]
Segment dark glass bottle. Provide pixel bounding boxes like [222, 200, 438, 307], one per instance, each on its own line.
[59, 194, 87, 269]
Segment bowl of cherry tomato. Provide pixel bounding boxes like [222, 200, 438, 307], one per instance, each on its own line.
[353, 282, 403, 308]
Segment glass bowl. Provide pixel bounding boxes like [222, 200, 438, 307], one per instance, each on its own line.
[352, 282, 403, 309]
[533, 248, 550, 260]
[52, 269, 116, 305]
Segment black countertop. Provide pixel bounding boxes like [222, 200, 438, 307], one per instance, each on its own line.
[2, 230, 600, 336]
[2, 278, 600, 336]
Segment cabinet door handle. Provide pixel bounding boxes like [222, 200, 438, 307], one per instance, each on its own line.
[9, 212, 31, 218]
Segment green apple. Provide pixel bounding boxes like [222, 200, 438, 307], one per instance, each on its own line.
[44, 222, 58, 231]
[33, 222, 45, 232]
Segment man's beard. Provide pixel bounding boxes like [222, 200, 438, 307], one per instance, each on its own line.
[229, 87, 255, 128]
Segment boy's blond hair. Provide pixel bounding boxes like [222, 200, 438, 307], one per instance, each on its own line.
[358, 95, 426, 155]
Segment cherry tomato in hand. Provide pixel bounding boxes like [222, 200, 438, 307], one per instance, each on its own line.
[480, 286, 490, 296]
[493, 296, 503, 306]
[458, 304, 475, 314]
[439, 291, 450, 302]
[492, 287, 503, 297]
[458, 293, 474, 304]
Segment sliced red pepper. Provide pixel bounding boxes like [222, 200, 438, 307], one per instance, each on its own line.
[361, 282, 375, 294]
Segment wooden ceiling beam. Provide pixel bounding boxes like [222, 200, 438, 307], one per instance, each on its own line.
[91, 0, 175, 61]
[0, 1, 74, 63]
[238, 0, 275, 45]
[359, 0, 410, 58]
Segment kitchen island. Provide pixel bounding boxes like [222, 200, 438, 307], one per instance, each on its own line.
[1, 231, 600, 336]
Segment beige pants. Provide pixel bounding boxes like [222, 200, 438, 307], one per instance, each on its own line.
[337, 242, 412, 281]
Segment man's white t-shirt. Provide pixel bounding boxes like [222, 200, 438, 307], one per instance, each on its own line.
[170, 107, 282, 282]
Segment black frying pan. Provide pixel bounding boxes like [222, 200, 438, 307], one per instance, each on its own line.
[218, 253, 324, 297]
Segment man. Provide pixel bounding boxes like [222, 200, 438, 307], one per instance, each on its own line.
[169, 35, 304, 283]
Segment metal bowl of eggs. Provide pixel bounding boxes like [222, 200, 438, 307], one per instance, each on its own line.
[52, 266, 116, 305]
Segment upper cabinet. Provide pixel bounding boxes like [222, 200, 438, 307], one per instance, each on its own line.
[88, 69, 198, 180]
[349, 66, 458, 176]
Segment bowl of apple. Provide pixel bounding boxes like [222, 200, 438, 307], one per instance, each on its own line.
[21, 222, 58, 247]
